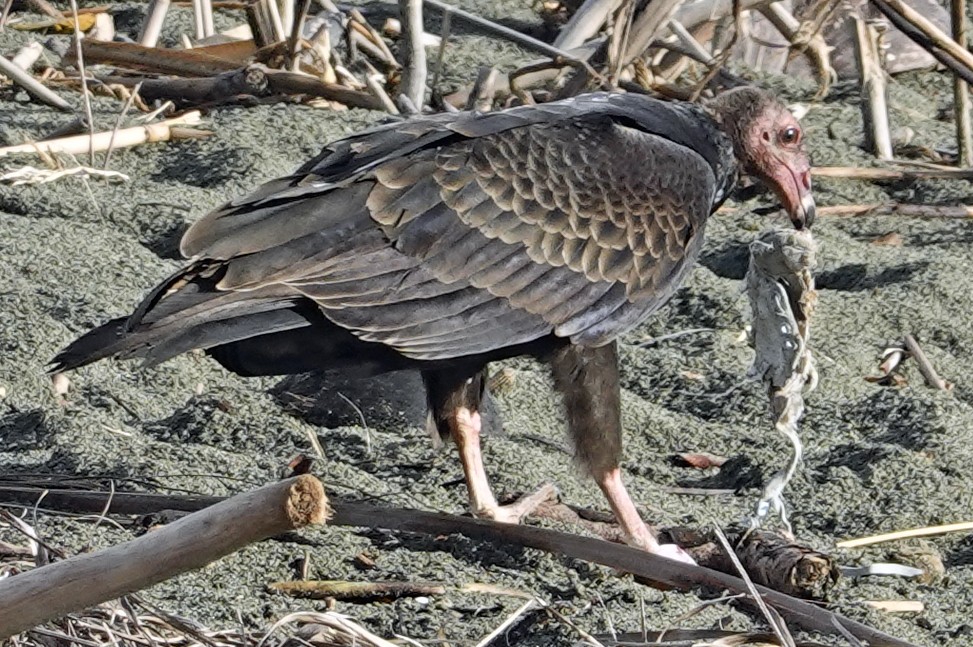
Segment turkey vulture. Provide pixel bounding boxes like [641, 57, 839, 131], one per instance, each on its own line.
[53, 87, 814, 561]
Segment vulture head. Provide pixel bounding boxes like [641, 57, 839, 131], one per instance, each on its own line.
[709, 87, 815, 229]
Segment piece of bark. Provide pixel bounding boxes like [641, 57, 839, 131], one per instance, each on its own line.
[0, 475, 329, 641]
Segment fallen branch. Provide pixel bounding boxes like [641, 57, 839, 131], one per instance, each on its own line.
[0, 111, 206, 158]
[903, 334, 952, 391]
[0, 53, 73, 112]
[0, 484, 916, 647]
[0, 475, 330, 641]
[102, 65, 388, 111]
[70, 39, 241, 76]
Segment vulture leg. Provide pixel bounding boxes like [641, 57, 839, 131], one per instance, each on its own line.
[550, 342, 695, 563]
[423, 366, 556, 523]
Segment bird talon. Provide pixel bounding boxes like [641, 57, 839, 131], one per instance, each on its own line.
[476, 482, 558, 524]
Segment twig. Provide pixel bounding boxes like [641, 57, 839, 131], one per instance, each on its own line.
[667, 19, 715, 64]
[838, 521, 973, 548]
[0, 54, 72, 112]
[474, 599, 539, 647]
[137, 0, 170, 47]
[423, 0, 605, 83]
[902, 334, 951, 391]
[622, 0, 685, 66]
[287, 0, 313, 71]
[815, 203, 973, 218]
[870, 0, 973, 86]
[430, 6, 451, 103]
[553, 0, 624, 50]
[193, 0, 214, 39]
[952, 0, 972, 166]
[760, 2, 833, 97]
[851, 15, 892, 159]
[811, 165, 973, 180]
[0, 112, 206, 158]
[466, 65, 498, 111]
[68, 0, 96, 166]
[399, 0, 427, 112]
[104, 82, 142, 170]
[267, 579, 446, 601]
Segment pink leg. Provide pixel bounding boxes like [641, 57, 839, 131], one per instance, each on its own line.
[452, 407, 556, 523]
[597, 467, 695, 564]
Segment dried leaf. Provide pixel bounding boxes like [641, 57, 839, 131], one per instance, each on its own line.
[871, 232, 904, 246]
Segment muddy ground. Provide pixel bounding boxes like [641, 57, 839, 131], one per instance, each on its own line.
[3, 2, 973, 645]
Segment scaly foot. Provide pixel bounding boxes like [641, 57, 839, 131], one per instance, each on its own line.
[474, 482, 558, 524]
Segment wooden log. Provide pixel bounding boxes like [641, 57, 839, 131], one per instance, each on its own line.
[0, 475, 329, 641]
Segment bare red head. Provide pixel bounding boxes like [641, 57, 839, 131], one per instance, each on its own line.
[708, 87, 815, 229]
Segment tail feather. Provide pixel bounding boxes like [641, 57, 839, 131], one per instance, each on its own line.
[50, 263, 307, 373]
[49, 317, 130, 373]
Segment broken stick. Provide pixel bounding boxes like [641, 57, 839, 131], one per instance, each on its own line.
[0, 475, 330, 641]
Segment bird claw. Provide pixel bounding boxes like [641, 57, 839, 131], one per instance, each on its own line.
[652, 543, 697, 565]
[476, 482, 558, 524]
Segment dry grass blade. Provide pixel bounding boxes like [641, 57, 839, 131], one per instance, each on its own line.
[68, 0, 95, 167]
[837, 520, 973, 548]
[255, 611, 400, 647]
[473, 599, 539, 647]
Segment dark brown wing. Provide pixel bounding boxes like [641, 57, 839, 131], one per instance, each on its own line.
[53, 93, 732, 372]
[174, 95, 727, 362]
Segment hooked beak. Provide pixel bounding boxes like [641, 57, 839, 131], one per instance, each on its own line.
[766, 165, 815, 230]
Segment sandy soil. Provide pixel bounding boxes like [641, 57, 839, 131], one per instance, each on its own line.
[3, 2, 973, 645]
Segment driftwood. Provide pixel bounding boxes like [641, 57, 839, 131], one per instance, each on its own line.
[0, 483, 914, 647]
[137, 0, 171, 47]
[101, 64, 388, 110]
[902, 334, 952, 391]
[71, 39, 241, 77]
[0, 476, 330, 641]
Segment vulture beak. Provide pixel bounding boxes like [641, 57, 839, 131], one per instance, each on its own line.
[765, 163, 815, 230]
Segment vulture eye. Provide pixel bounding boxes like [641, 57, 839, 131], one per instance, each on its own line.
[780, 126, 801, 146]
